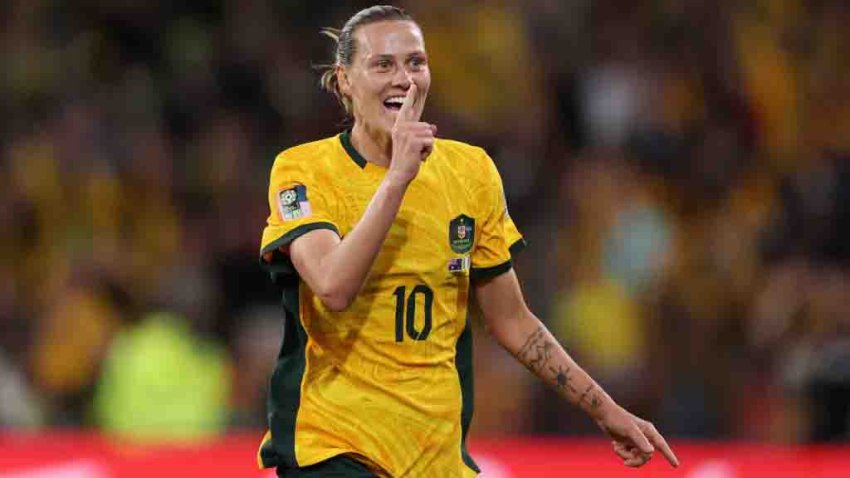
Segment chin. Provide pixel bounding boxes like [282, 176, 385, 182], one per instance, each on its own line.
[381, 113, 397, 133]
[358, 110, 396, 139]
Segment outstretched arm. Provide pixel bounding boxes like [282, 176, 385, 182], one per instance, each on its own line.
[474, 269, 679, 468]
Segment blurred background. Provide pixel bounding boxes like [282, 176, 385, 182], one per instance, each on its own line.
[2, 0, 849, 462]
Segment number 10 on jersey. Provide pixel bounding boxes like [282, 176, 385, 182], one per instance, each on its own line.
[393, 285, 433, 342]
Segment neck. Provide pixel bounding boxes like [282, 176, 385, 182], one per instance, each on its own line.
[351, 122, 392, 167]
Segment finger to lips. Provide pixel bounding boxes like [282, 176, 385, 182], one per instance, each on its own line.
[396, 83, 419, 124]
[411, 79, 427, 120]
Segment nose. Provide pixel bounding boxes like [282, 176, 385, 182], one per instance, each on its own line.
[391, 66, 413, 89]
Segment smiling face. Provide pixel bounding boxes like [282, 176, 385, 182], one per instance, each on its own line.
[338, 20, 430, 137]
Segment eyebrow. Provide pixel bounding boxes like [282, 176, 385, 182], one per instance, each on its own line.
[369, 51, 427, 61]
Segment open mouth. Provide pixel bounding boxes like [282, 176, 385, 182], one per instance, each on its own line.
[383, 96, 404, 112]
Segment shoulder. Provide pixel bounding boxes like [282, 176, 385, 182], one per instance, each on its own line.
[434, 138, 500, 181]
[271, 135, 341, 174]
[434, 137, 487, 160]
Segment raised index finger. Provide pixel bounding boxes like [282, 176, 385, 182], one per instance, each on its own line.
[396, 82, 420, 124]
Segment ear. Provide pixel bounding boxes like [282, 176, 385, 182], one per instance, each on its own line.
[337, 65, 351, 97]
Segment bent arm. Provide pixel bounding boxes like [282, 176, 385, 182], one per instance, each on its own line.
[289, 177, 408, 311]
[287, 84, 434, 312]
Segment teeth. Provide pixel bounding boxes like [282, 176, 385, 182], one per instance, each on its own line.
[385, 96, 405, 106]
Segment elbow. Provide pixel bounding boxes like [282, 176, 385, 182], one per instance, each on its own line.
[484, 306, 534, 347]
[315, 283, 356, 312]
[485, 321, 510, 347]
[482, 315, 508, 344]
[319, 293, 354, 312]
[292, 246, 358, 312]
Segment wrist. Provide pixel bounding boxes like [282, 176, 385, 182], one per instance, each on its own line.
[383, 172, 413, 192]
[584, 390, 617, 421]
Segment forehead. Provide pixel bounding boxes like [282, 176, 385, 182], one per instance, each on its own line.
[353, 20, 425, 58]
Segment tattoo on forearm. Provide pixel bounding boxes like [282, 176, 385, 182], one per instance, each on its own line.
[549, 365, 577, 394]
[517, 326, 553, 374]
[518, 327, 575, 394]
[517, 326, 602, 409]
[578, 384, 602, 410]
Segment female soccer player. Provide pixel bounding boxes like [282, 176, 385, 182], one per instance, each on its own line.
[257, 5, 678, 477]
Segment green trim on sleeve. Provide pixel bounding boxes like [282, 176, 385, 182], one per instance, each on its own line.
[509, 238, 527, 257]
[260, 222, 340, 259]
[260, 221, 339, 272]
[470, 259, 513, 281]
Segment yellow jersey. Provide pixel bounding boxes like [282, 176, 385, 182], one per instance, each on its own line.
[257, 132, 524, 477]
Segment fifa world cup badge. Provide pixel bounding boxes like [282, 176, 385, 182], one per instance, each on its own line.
[277, 185, 312, 221]
[449, 214, 475, 254]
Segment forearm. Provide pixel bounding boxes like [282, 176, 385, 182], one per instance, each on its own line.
[477, 272, 679, 468]
[492, 312, 613, 419]
[318, 176, 408, 306]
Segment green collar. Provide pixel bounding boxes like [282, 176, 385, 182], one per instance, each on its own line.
[340, 131, 367, 169]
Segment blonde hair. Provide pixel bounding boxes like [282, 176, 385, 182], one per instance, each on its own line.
[318, 5, 415, 114]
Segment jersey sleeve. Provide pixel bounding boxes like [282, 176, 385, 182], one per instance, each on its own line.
[470, 152, 526, 281]
[259, 151, 341, 276]
[504, 198, 527, 257]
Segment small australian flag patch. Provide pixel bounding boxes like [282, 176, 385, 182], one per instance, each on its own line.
[448, 256, 470, 273]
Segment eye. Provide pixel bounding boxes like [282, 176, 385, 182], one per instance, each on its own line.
[375, 59, 392, 71]
[409, 57, 427, 70]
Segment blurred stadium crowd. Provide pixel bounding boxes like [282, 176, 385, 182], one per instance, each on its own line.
[1, 0, 849, 444]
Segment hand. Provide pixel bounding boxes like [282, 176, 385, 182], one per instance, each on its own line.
[388, 82, 437, 185]
[595, 403, 679, 468]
